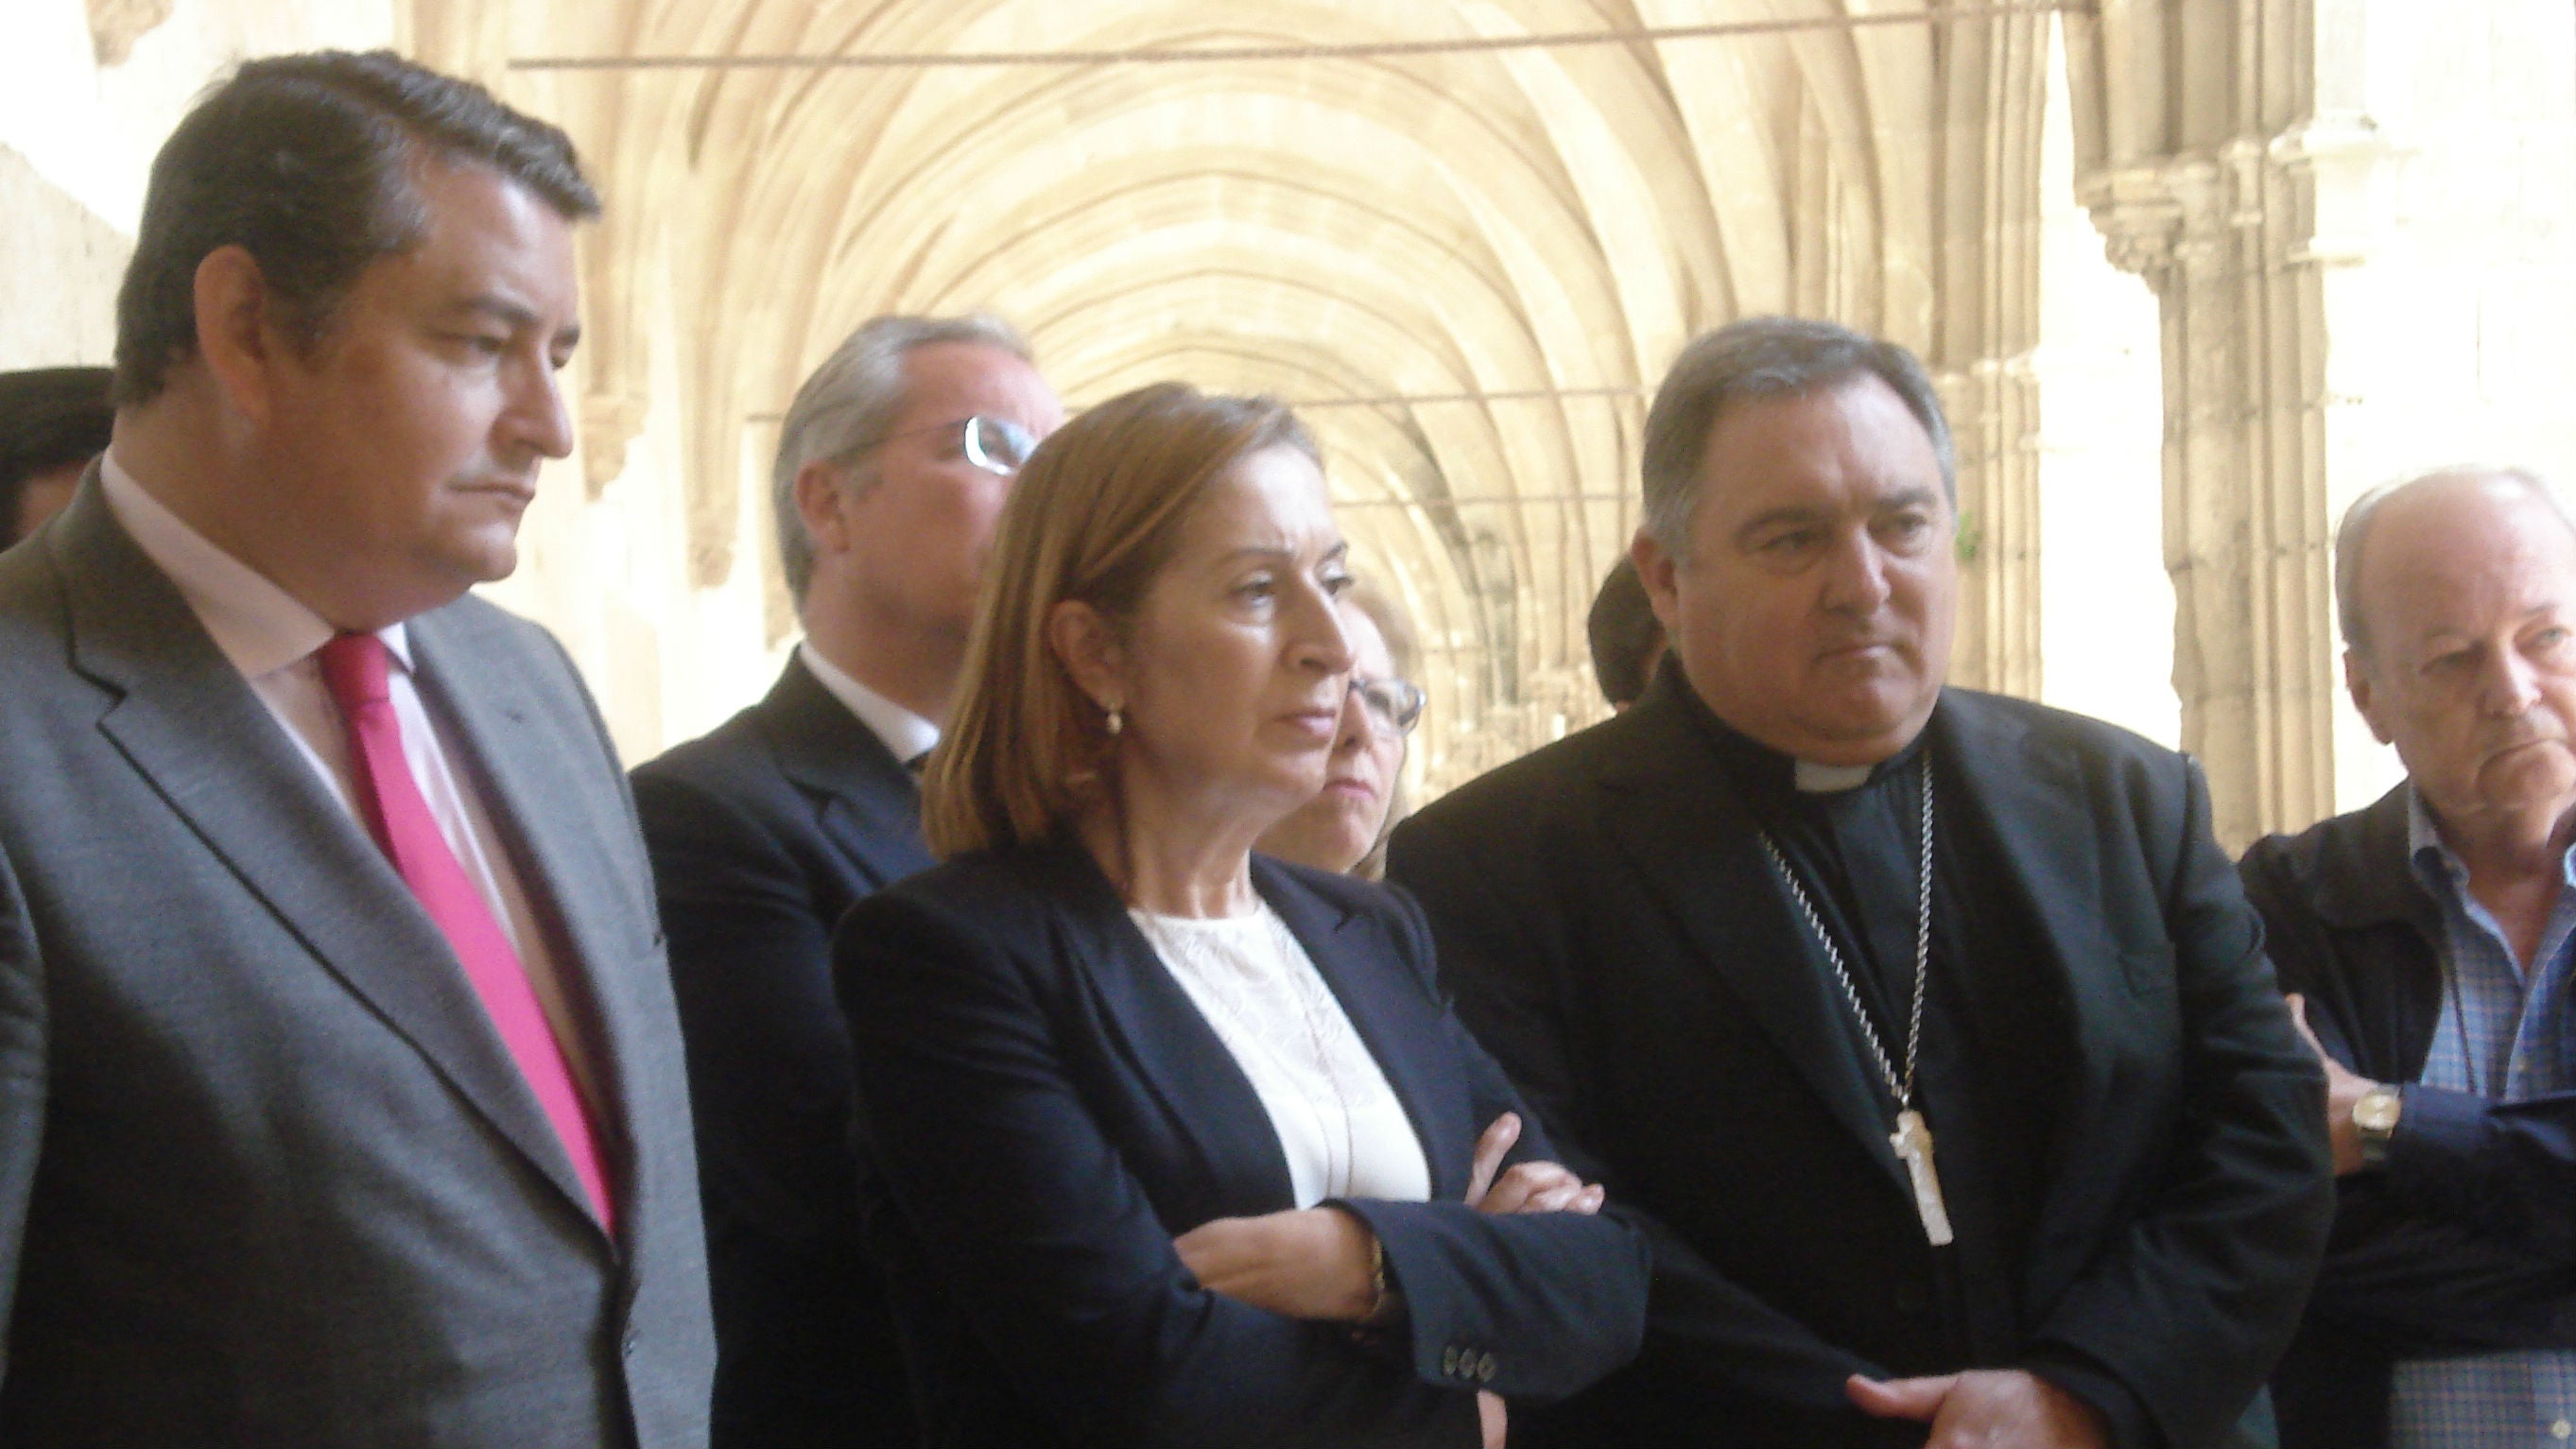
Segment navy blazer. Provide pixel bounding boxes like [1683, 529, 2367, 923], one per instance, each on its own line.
[632, 655, 936, 1449]
[2242, 785, 2576, 1449]
[1388, 674, 2333, 1449]
[833, 838, 1651, 1449]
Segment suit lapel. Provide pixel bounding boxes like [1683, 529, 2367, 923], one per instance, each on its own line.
[1260, 862, 1475, 1201]
[757, 658, 935, 888]
[1039, 843, 1299, 1222]
[1594, 683, 1906, 1191]
[408, 606, 649, 1234]
[57, 491, 595, 1227]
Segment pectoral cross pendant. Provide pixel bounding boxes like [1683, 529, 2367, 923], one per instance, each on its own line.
[1890, 1109, 1955, 1247]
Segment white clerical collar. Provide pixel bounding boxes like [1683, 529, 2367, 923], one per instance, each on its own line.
[97, 450, 411, 680]
[1792, 759, 1877, 793]
[798, 640, 941, 766]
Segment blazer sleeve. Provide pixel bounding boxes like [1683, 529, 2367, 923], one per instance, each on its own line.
[837, 886, 1480, 1449]
[0, 836, 46, 1373]
[1326, 886, 1650, 1406]
[2380, 1086, 2576, 1259]
[2019, 756, 2335, 1449]
[2238, 842, 2576, 1352]
[2297, 1180, 2576, 1349]
[1385, 817, 1914, 1435]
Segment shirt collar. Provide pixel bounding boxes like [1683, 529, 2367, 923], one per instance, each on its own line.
[2406, 785, 2576, 898]
[797, 640, 940, 765]
[1676, 672, 1933, 805]
[97, 451, 410, 680]
[2406, 786, 2461, 899]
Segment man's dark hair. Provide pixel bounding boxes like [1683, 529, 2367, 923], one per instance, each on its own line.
[114, 49, 599, 406]
[1640, 316, 1956, 556]
[0, 367, 113, 543]
[1586, 558, 1666, 708]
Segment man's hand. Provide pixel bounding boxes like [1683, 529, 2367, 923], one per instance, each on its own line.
[1173, 1207, 1377, 1321]
[2287, 993, 2377, 1175]
[1465, 1113, 1607, 1216]
[1846, 1369, 2109, 1449]
[1478, 1389, 1506, 1448]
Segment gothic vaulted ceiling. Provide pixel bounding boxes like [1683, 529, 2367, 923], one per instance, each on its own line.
[416, 0, 2059, 790]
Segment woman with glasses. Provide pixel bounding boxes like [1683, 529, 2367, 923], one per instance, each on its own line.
[833, 384, 1648, 1449]
[1257, 583, 1424, 879]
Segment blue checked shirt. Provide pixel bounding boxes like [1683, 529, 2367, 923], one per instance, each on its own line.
[2390, 789, 2576, 1448]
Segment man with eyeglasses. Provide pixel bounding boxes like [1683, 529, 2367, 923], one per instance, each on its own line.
[631, 314, 1063, 1449]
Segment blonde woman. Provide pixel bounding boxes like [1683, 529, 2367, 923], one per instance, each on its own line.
[834, 385, 1647, 1448]
[1257, 582, 1421, 879]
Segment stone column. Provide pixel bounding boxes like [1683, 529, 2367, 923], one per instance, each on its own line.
[2080, 133, 2348, 852]
[1941, 354, 2046, 702]
[1930, 6, 2050, 703]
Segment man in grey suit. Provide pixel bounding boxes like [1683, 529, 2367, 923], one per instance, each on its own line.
[0, 50, 713, 1447]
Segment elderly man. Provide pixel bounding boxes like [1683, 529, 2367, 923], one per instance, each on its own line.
[631, 314, 1061, 1448]
[1388, 316, 2331, 1449]
[2243, 468, 2576, 1449]
[0, 51, 710, 1445]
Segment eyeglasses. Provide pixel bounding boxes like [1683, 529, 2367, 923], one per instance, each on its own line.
[1351, 676, 1426, 738]
[883, 414, 1041, 476]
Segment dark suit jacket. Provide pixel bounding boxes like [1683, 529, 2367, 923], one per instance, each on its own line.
[1386, 674, 2334, 1449]
[833, 839, 1651, 1449]
[2241, 785, 2576, 1449]
[631, 655, 934, 1449]
[0, 480, 714, 1445]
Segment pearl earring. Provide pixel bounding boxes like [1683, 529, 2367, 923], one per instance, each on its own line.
[1106, 704, 1124, 736]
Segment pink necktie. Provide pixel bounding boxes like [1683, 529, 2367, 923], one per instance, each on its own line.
[318, 631, 616, 1233]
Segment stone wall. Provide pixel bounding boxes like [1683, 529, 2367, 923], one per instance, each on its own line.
[0, 143, 129, 369]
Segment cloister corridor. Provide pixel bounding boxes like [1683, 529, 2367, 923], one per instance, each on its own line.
[9, 0, 2574, 850]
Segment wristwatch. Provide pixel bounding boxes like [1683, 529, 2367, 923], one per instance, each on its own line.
[2352, 1084, 2404, 1168]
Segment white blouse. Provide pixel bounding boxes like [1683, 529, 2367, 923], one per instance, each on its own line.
[1130, 904, 1434, 1208]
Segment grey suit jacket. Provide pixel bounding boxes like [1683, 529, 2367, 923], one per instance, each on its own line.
[0, 481, 714, 1447]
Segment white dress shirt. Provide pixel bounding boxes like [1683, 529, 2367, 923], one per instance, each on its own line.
[798, 640, 940, 767]
[1130, 902, 1432, 1208]
[98, 454, 599, 1102]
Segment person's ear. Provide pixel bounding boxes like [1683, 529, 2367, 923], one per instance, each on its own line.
[1632, 530, 1683, 637]
[1046, 598, 1127, 716]
[2345, 649, 2395, 745]
[191, 246, 282, 428]
[795, 459, 858, 558]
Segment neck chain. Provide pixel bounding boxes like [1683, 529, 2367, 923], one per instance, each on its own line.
[1758, 758, 1954, 1246]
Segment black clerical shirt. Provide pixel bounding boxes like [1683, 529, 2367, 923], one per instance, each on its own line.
[1690, 698, 2138, 1437]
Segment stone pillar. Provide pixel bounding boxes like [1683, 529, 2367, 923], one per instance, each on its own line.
[1942, 354, 2046, 702]
[2081, 135, 2346, 852]
[1928, 6, 2051, 703]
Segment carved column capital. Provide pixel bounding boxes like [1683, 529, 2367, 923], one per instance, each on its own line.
[86, 0, 172, 66]
[580, 393, 648, 498]
[2075, 164, 2187, 285]
[2079, 151, 2264, 287]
